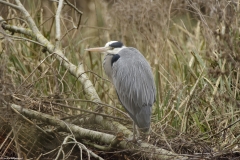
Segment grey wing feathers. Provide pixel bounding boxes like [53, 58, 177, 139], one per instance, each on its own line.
[112, 47, 156, 131]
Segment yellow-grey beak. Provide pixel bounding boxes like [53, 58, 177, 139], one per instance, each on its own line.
[85, 47, 109, 52]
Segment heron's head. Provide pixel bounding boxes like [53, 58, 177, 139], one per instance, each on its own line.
[85, 41, 126, 54]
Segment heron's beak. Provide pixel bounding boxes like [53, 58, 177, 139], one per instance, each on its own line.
[85, 47, 109, 52]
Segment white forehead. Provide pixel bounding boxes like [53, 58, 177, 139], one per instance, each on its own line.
[104, 41, 119, 47]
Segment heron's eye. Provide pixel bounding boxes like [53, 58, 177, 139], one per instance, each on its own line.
[110, 47, 114, 50]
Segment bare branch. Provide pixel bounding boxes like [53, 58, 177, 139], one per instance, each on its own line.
[55, 0, 64, 49]
[0, 0, 21, 10]
[1, 21, 35, 38]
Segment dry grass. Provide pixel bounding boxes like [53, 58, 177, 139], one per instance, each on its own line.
[1, 0, 240, 159]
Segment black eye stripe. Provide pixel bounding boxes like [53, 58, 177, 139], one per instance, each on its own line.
[109, 41, 123, 48]
[111, 54, 120, 66]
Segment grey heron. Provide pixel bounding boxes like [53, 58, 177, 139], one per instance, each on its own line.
[86, 41, 156, 139]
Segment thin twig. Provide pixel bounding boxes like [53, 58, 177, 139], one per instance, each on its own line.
[45, 101, 129, 122]
[64, 0, 83, 15]
[209, 118, 240, 139]
[64, 0, 83, 28]
[17, 53, 55, 91]
[42, 99, 128, 118]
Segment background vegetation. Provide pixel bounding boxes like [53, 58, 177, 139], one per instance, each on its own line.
[0, 0, 240, 159]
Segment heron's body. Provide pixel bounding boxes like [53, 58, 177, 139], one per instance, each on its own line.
[103, 47, 155, 132]
[86, 41, 156, 134]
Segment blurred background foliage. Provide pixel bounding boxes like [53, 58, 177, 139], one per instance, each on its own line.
[1, 0, 240, 157]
